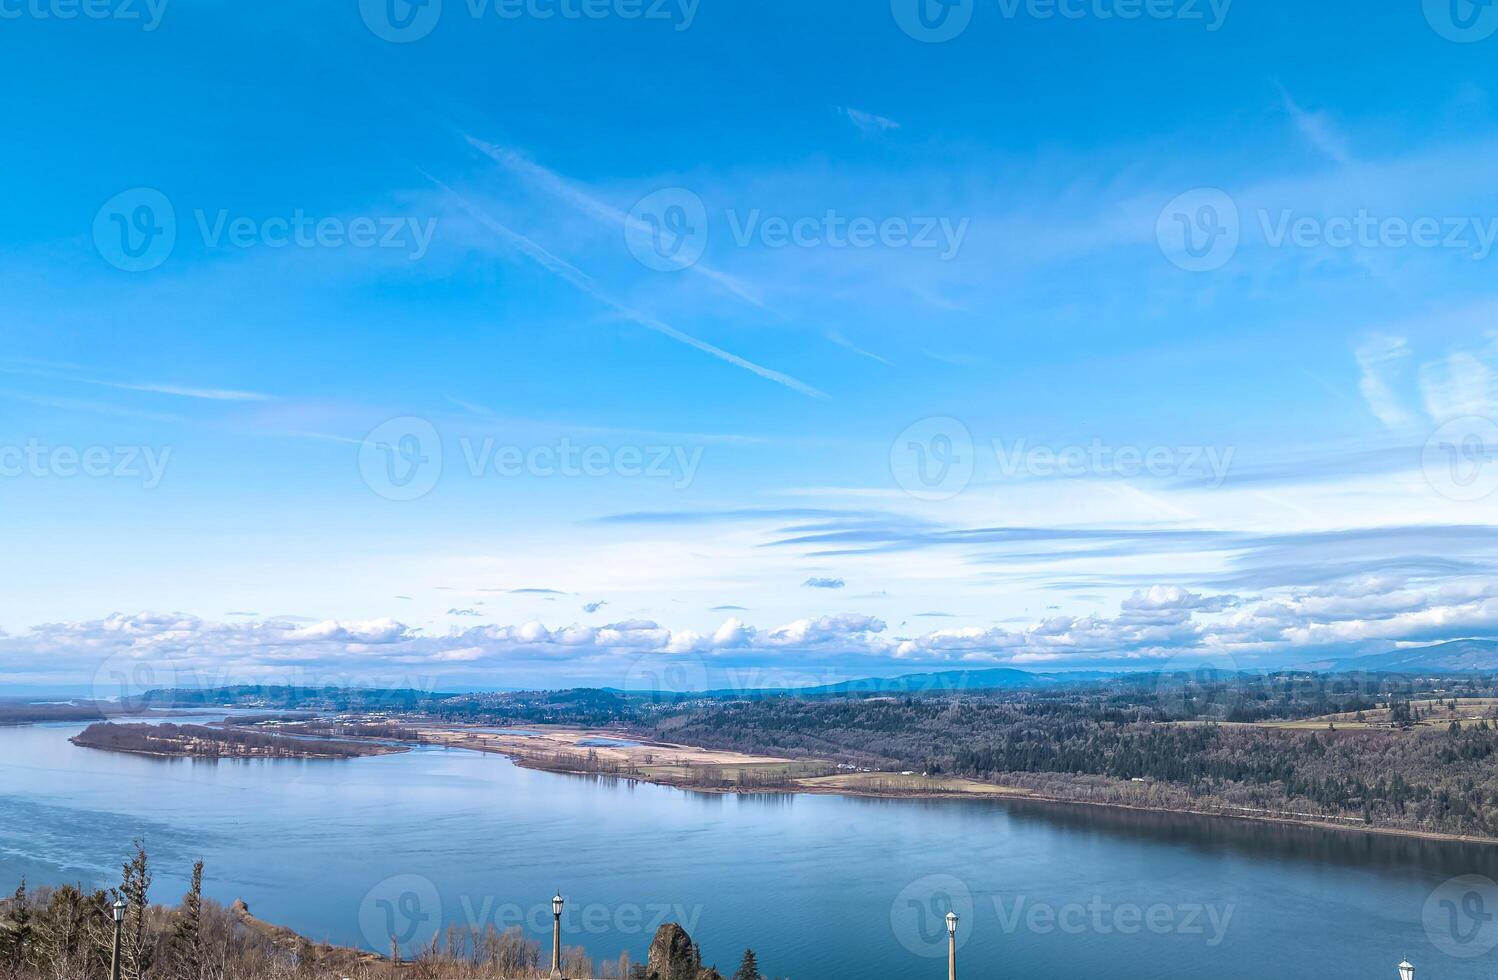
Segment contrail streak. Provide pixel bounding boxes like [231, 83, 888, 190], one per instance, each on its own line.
[425, 173, 829, 400]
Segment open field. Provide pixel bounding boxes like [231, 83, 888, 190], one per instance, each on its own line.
[1254, 697, 1498, 730]
[416, 724, 799, 775]
[796, 772, 1032, 796]
[416, 725, 1017, 797]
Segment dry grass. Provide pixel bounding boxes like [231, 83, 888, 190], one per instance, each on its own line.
[1253, 697, 1498, 730]
[797, 772, 1030, 796]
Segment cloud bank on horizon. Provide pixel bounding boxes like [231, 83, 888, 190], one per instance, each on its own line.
[2, 3, 1498, 689]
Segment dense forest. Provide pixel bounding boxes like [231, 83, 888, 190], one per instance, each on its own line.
[129, 672, 1498, 837]
[656, 684, 1498, 837]
[69, 723, 404, 760]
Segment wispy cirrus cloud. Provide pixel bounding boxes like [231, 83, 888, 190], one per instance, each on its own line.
[426, 172, 829, 400]
[833, 106, 901, 136]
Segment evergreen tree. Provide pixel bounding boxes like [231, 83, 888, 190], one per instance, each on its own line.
[732, 947, 762, 980]
[168, 860, 204, 980]
[666, 941, 700, 980]
[0, 879, 33, 971]
[117, 841, 153, 980]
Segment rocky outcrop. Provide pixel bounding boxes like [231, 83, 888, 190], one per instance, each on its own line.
[644, 923, 723, 980]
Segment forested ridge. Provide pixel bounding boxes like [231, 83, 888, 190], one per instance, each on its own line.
[654, 678, 1498, 837]
[128, 672, 1498, 837]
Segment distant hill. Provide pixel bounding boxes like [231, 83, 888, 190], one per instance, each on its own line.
[1330, 639, 1498, 674]
[788, 667, 1121, 696]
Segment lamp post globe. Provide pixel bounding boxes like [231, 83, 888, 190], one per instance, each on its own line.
[1398, 960, 1414, 980]
[549, 893, 565, 980]
[109, 899, 127, 980]
[945, 911, 958, 980]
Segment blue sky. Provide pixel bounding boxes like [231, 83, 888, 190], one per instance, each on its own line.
[5, 0, 1498, 693]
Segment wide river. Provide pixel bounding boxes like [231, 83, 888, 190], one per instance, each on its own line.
[3, 716, 1497, 979]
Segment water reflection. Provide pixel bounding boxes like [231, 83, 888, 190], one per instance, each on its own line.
[3, 718, 1496, 980]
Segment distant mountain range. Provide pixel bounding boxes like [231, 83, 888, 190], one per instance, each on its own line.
[1323, 639, 1498, 674]
[768, 639, 1498, 697]
[124, 639, 1498, 708]
[789, 668, 1113, 695]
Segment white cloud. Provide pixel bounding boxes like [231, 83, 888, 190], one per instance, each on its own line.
[1419, 336, 1498, 422]
[834, 106, 901, 136]
[1281, 91, 1351, 164]
[8, 574, 1498, 690]
[1356, 334, 1414, 429]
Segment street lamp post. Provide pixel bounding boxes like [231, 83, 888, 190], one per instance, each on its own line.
[110, 899, 126, 980]
[946, 911, 958, 980]
[550, 893, 564, 980]
[1398, 959, 1414, 980]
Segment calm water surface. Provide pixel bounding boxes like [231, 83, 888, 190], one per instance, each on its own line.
[2, 716, 1496, 980]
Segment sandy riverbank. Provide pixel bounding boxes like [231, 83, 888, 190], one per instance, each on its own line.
[415, 723, 1498, 846]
